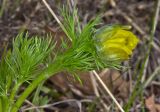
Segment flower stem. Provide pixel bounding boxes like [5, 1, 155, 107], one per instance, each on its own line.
[11, 61, 62, 112]
[0, 98, 2, 112]
[0, 96, 9, 112]
[9, 83, 21, 103]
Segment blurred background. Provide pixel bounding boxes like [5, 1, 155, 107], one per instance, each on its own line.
[0, 0, 160, 112]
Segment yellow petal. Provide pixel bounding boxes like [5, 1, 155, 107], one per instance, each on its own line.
[95, 25, 139, 61]
[103, 43, 132, 55]
[103, 47, 130, 60]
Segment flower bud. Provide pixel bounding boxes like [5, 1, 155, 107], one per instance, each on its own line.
[94, 25, 139, 61]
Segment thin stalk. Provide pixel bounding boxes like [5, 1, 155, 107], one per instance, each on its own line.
[124, 62, 145, 110]
[140, 90, 145, 112]
[32, 81, 44, 104]
[0, 96, 9, 112]
[0, 98, 2, 112]
[9, 83, 21, 111]
[9, 83, 21, 103]
[11, 61, 62, 112]
[0, 0, 7, 17]
[144, 66, 160, 88]
[11, 74, 47, 112]
[42, 0, 72, 42]
[124, 0, 160, 111]
[30, 81, 45, 112]
[92, 70, 125, 112]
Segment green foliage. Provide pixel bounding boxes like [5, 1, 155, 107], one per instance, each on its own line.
[6, 33, 55, 83]
[0, 6, 124, 112]
[0, 33, 56, 111]
[60, 6, 78, 41]
[0, 53, 12, 96]
[59, 7, 117, 72]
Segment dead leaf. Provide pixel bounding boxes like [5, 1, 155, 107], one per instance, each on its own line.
[145, 94, 160, 112]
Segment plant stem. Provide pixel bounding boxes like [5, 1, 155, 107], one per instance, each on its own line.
[11, 74, 47, 112]
[0, 0, 7, 17]
[0, 98, 2, 112]
[11, 61, 62, 112]
[42, 0, 72, 42]
[0, 96, 9, 112]
[144, 66, 160, 88]
[9, 83, 21, 103]
[124, 0, 160, 111]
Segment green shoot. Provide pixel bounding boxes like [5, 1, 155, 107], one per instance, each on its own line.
[0, 4, 139, 112]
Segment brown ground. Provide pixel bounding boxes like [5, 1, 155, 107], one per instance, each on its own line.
[0, 0, 160, 112]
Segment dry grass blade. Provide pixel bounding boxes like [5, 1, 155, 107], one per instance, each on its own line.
[42, 0, 62, 26]
[92, 70, 125, 112]
[42, 0, 72, 41]
[144, 66, 160, 88]
[124, 0, 160, 111]
[22, 99, 92, 112]
[90, 71, 110, 111]
[142, 0, 160, 83]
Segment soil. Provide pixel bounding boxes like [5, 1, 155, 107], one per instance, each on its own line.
[0, 0, 160, 111]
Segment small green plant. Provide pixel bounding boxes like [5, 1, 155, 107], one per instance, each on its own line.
[0, 7, 139, 112]
[0, 0, 7, 17]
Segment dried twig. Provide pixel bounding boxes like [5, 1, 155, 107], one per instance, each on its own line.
[144, 66, 160, 88]
[42, 0, 62, 26]
[22, 99, 92, 111]
[92, 70, 125, 112]
[42, 0, 72, 41]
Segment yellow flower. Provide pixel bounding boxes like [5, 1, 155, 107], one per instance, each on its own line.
[95, 25, 139, 61]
